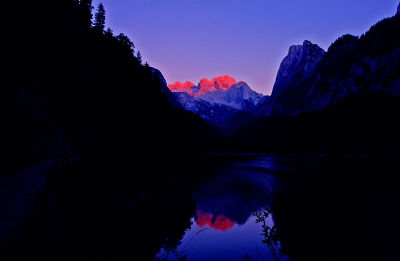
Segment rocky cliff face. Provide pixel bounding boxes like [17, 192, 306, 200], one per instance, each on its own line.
[289, 14, 400, 114]
[303, 47, 400, 113]
[258, 40, 325, 116]
[272, 40, 325, 98]
[258, 8, 400, 117]
[151, 68, 182, 108]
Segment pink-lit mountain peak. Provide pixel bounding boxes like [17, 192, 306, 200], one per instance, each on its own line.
[197, 75, 238, 95]
[168, 81, 196, 95]
[168, 75, 238, 96]
[168, 81, 196, 91]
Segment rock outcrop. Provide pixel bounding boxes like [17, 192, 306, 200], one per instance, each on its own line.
[151, 68, 182, 108]
[397, 2, 400, 15]
[258, 7, 400, 118]
[258, 40, 325, 116]
[273, 40, 325, 98]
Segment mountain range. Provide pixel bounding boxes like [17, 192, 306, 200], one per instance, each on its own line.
[256, 4, 400, 118]
[6, 1, 400, 260]
[159, 3, 400, 153]
[167, 76, 264, 132]
[3, 0, 400, 176]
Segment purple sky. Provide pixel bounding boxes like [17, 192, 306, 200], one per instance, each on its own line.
[94, 0, 399, 94]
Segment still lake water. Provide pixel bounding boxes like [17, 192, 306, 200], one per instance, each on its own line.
[2, 155, 397, 261]
[155, 155, 399, 261]
[157, 160, 283, 261]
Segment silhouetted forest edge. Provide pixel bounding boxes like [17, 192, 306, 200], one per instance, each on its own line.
[2, 0, 400, 179]
[1, 0, 219, 177]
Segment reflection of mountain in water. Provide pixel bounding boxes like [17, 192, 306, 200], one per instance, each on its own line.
[193, 167, 279, 229]
[195, 210, 235, 231]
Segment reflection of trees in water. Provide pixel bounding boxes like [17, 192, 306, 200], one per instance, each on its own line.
[254, 208, 283, 261]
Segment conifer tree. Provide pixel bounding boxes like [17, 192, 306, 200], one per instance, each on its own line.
[137, 51, 142, 65]
[93, 3, 106, 33]
[79, 0, 93, 29]
[105, 28, 113, 36]
[116, 33, 135, 55]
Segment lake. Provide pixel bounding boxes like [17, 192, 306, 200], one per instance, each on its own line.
[1, 155, 398, 261]
[154, 155, 399, 261]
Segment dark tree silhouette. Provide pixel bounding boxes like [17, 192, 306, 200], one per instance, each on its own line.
[137, 51, 143, 65]
[116, 33, 135, 55]
[79, 0, 93, 28]
[105, 27, 113, 36]
[254, 209, 282, 261]
[93, 3, 106, 33]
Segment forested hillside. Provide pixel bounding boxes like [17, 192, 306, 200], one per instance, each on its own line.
[1, 0, 218, 177]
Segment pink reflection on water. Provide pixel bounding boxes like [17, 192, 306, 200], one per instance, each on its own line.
[195, 210, 235, 231]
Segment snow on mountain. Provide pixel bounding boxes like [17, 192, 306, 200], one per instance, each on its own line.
[168, 75, 238, 97]
[169, 76, 265, 133]
[198, 81, 263, 110]
[167, 81, 196, 95]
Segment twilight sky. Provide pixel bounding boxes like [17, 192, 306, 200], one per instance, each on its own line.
[94, 0, 399, 94]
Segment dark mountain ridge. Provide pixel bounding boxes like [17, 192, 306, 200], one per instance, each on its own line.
[165, 6, 400, 153]
[230, 7, 400, 153]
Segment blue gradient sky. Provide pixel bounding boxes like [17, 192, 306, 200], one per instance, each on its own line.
[94, 0, 399, 94]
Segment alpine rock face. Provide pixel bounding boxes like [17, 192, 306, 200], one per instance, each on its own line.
[397, 2, 400, 15]
[259, 18, 400, 118]
[150, 68, 183, 109]
[168, 76, 265, 133]
[257, 40, 325, 116]
[256, 4, 400, 118]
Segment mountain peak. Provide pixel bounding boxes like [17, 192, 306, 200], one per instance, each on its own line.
[303, 40, 314, 47]
[167, 81, 196, 95]
[280, 41, 325, 81]
[267, 40, 325, 115]
[168, 75, 238, 96]
[288, 44, 303, 56]
[168, 81, 196, 90]
[197, 75, 238, 95]
[211, 75, 238, 90]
